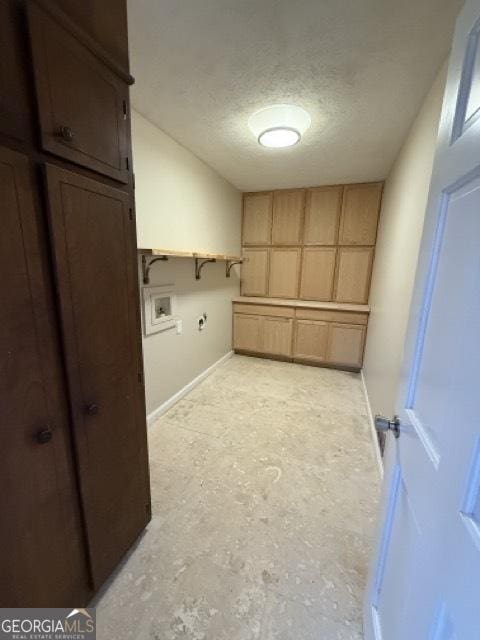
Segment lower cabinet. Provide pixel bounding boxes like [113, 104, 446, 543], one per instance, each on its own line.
[233, 302, 368, 370]
[45, 165, 151, 589]
[233, 313, 263, 352]
[1, 146, 91, 606]
[233, 313, 293, 357]
[326, 323, 366, 368]
[293, 319, 365, 368]
[293, 320, 329, 362]
[262, 316, 293, 357]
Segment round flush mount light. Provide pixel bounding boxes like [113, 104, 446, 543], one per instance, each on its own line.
[248, 104, 311, 148]
[258, 127, 300, 148]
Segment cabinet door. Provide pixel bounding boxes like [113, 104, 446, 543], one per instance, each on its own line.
[326, 323, 366, 368]
[334, 247, 374, 304]
[243, 192, 272, 244]
[50, 0, 130, 72]
[299, 247, 336, 301]
[44, 165, 150, 588]
[28, 3, 129, 183]
[269, 248, 301, 298]
[0, 147, 90, 606]
[0, 1, 32, 142]
[262, 317, 293, 357]
[272, 189, 305, 244]
[339, 183, 382, 245]
[293, 320, 329, 362]
[304, 186, 342, 245]
[233, 314, 262, 352]
[241, 248, 269, 296]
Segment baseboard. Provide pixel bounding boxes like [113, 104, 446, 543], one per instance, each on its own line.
[146, 351, 234, 427]
[361, 370, 384, 478]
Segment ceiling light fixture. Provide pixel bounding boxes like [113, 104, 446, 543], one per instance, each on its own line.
[248, 104, 311, 149]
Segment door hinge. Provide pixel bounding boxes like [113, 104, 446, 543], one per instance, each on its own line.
[129, 207, 133, 221]
[125, 156, 130, 170]
[375, 414, 401, 438]
[137, 371, 143, 383]
[132, 173, 136, 189]
[122, 99, 128, 120]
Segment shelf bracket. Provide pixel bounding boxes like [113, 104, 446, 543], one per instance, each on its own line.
[142, 254, 169, 285]
[225, 260, 243, 278]
[195, 258, 216, 280]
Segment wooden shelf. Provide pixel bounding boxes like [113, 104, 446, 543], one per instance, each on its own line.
[232, 296, 369, 313]
[138, 248, 243, 283]
[138, 248, 243, 261]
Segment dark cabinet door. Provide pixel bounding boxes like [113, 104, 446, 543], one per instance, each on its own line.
[28, 2, 129, 183]
[0, 1, 32, 142]
[0, 146, 90, 606]
[44, 164, 151, 588]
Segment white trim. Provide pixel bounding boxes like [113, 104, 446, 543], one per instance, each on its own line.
[361, 370, 384, 478]
[146, 351, 234, 427]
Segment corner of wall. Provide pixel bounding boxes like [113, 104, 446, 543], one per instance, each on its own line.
[132, 110, 242, 413]
[362, 62, 447, 419]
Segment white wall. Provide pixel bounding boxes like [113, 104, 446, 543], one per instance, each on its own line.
[363, 63, 447, 418]
[132, 110, 242, 415]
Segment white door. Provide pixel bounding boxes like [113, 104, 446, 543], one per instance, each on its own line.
[364, 1, 480, 638]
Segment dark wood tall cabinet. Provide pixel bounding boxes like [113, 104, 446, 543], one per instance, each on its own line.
[0, 0, 150, 606]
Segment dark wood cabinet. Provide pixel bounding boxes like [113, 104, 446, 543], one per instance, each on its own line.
[28, 2, 130, 183]
[0, 0, 150, 606]
[44, 165, 150, 587]
[0, 147, 90, 606]
[47, 0, 130, 74]
[0, 1, 32, 142]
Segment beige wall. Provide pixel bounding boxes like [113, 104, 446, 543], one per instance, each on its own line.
[363, 63, 447, 418]
[132, 110, 242, 415]
[133, 110, 241, 255]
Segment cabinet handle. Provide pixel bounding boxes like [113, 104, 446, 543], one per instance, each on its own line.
[57, 126, 74, 142]
[85, 403, 99, 416]
[36, 428, 53, 444]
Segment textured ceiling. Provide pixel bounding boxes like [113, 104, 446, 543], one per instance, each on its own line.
[128, 0, 462, 191]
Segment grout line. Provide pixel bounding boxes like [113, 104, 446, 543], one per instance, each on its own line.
[360, 369, 384, 478]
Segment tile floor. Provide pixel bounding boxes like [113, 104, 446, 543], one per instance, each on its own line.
[95, 355, 381, 639]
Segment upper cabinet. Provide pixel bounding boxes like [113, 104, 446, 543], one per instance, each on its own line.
[0, 1, 32, 143]
[334, 247, 374, 304]
[241, 248, 269, 296]
[243, 192, 272, 245]
[303, 186, 342, 245]
[271, 189, 305, 244]
[299, 247, 336, 301]
[338, 183, 382, 245]
[269, 248, 301, 299]
[50, 0, 130, 73]
[240, 181, 383, 304]
[28, 3, 130, 183]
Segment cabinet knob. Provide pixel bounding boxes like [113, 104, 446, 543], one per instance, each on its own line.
[85, 403, 99, 416]
[36, 428, 53, 444]
[57, 126, 74, 142]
